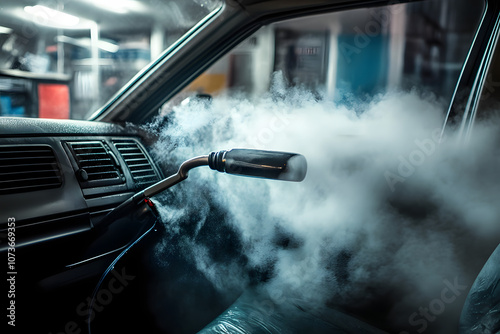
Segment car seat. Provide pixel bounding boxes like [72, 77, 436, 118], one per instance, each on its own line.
[459, 243, 500, 333]
[197, 286, 387, 334]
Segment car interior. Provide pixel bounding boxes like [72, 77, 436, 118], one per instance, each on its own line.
[1, 0, 500, 333]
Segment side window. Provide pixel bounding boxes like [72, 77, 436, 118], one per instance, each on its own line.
[162, 0, 482, 113]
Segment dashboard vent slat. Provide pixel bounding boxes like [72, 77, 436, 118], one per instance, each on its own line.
[67, 141, 125, 188]
[113, 139, 159, 186]
[0, 145, 62, 195]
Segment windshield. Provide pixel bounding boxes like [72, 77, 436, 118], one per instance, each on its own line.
[0, 0, 222, 120]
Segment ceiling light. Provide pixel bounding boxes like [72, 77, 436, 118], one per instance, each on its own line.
[0, 26, 13, 34]
[88, 0, 147, 14]
[56, 36, 120, 53]
[96, 40, 120, 53]
[24, 5, 80, 28]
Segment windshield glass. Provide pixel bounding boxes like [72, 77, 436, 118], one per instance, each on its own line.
[0, 0, 222, 120]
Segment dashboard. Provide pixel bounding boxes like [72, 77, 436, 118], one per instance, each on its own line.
[0, 117, 164, 331]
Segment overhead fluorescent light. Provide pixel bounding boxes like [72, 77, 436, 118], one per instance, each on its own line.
[87, 0, 147, 14]
[0, 26, 13, 34]
[56, 36, 120, 53]
[24, 5, 80, 28]
[95, 40, 120, 53]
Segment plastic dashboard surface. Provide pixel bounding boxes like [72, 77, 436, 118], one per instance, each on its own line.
[0, 117, 161, 265]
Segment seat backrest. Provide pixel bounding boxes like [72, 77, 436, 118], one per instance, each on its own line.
[459, 244, 500, 333]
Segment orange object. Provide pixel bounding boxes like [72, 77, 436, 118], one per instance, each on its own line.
[38, 83, 70, 119]
[187, 73, 227, 95]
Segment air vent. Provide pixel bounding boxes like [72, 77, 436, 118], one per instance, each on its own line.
[67, 141, 124, 188]
[0, 145, 62, 195]
[113, 139, 159, 185]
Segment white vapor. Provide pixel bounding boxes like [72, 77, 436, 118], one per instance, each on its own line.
[148, 74, 500, 333]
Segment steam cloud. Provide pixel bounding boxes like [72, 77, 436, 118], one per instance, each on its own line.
[148, 74, 500, 333]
